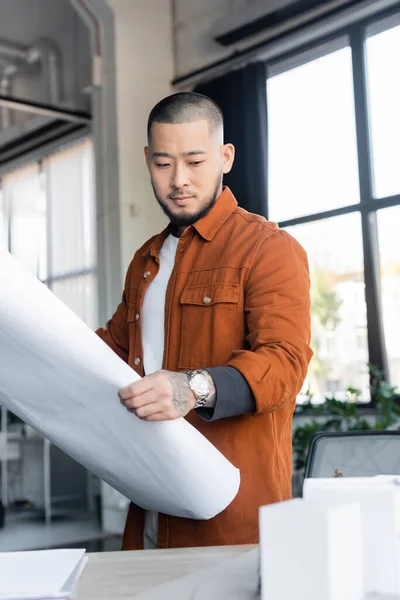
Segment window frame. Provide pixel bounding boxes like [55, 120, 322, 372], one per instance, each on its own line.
[265, 4, 400, 399]
[0, 132, 97, 292]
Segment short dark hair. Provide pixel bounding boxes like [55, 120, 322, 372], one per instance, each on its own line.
[147, 92, 223, 140]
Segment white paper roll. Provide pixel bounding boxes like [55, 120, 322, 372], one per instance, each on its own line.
[0, 251, 240, 519]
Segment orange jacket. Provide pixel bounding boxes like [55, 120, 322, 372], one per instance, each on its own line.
[97, 187, 312, 549]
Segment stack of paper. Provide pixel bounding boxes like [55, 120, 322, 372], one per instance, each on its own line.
[0, 251, 240, 519]
[0, 549, 87, 600]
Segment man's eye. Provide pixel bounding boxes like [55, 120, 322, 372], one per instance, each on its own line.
[156, 163, 170, 168]
[190, 161, 204, 166]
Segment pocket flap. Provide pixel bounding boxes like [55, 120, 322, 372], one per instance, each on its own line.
[180, 283, 239, 306]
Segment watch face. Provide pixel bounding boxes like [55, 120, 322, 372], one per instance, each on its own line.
[192, 373, 209, 395]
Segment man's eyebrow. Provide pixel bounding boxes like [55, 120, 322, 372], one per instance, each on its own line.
[152, 151, 173, 158]
[182, 150, 207, 156]
[151, 150, 207, 159]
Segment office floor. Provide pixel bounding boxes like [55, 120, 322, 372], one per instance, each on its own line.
[0, 511, 122, 552]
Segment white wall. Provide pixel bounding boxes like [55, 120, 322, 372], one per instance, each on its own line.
[108, 0, 172, 278]
[98, 0, 174, 533]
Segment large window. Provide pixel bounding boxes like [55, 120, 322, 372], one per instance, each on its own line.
[268, 40, 360, 222]
[267, 9, 400, 402]
[377, 206, 400, 390]
[366, 17, 400, 199]
[285, 214, 369, 401]
[0, 138, 97, 329]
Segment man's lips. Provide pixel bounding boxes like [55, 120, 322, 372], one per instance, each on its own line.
[169, 196, 194, 204]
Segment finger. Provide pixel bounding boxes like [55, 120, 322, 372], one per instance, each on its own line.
[144, 411, 172, 422]
[119, 371, 162, 400]
[119, 379, 151, 401]
[135, 402, 165, 420]
[125, 404, 159, 416]
[120, 391, 158, 410]
[118, 382, 139, 401]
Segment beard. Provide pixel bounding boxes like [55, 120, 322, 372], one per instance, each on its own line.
[152, 175, 222, 228]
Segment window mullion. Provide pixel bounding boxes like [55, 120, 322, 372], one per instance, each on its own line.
[350, 25, 373, 202]
[350, 24, 388, 383]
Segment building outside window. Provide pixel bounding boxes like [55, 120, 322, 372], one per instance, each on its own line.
[267, 10, 400, 402]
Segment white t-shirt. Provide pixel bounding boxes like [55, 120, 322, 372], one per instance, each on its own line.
[141, 233, 179, 548]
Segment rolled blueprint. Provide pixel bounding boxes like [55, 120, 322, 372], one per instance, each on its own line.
[0, 251, 240, 519]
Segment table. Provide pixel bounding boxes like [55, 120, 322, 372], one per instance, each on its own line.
[77, 545, 254, 599]
[77, 544, 400, 600]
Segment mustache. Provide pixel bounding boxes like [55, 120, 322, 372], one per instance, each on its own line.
[168, 191, 197, 199]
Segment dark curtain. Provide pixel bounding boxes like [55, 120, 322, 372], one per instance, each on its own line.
[195, 62, 269, 217]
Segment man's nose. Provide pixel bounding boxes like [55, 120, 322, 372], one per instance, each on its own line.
[171, 163, 189, 189]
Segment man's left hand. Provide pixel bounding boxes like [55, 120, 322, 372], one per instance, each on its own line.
[119, 370, 196, 421]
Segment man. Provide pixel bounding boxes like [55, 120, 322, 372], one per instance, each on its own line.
[97, 92, 312, 550]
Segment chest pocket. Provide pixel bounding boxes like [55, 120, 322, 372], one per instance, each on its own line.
[178, 283, 239, 370]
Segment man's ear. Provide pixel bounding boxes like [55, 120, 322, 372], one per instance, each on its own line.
[144, 146, 150, 169]
[222, 143, 235, 175]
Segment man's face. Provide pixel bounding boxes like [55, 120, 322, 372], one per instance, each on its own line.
[145, 120, 234, 228]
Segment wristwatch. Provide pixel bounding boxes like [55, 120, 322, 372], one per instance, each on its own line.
[186, 370, 211, 408]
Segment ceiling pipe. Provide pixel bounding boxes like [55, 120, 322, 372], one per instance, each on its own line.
[0, 36, 62, 107]
[0, 63, 18, 129]
[27, 39, 62, 105]
[0, 74, 13, 129]
[0, 38, 28, 62]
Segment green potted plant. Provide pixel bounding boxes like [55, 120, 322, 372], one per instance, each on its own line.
[292, 365, 400, 492]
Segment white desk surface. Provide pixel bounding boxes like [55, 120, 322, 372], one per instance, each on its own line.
[77, 545, 253, 600]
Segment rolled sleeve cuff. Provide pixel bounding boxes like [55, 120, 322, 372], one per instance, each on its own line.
[195, 366, 256, 422]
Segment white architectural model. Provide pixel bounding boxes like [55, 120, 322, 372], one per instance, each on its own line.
[259, 498, 364, 600]
[304, 477, 400, 595]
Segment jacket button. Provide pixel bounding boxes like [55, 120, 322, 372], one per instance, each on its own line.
[135, 313, 140, 321]
[203, 296, 211, 304]
[134, 358, 141, 366]
[144, 271, 151, 279]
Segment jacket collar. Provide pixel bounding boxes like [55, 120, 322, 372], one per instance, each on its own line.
[141, 187, 237, 258]
[192, 186, 237, 241]
[141, 225, 171, 260]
